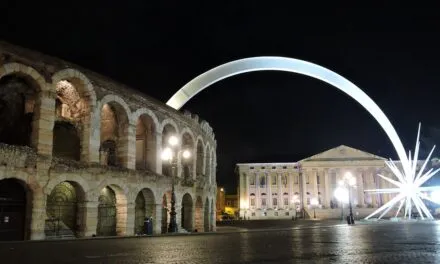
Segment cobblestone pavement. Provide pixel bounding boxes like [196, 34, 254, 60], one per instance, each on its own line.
[2, 221, 440, 263]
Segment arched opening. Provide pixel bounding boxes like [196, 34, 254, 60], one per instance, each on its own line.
[194, 196, 203, 232]
[181, 193, 193, 231]
[135, 114, 157, 171]
[0, 178, 30, 241]
[196, 139, 204, 179]
[161, 124, 177, 176]
[204, 197, 209, 232]
[205, 147, 211, 183]
[53, 80, 89, 161]
[96, 185, 127, 236]
[181, 132, 194, 180]
[134, 188, 156, 235]
[45, 181, 85, 238]
[52, 121, 80, 160]
[161, 193, 170, 233]
[100, 103, 129, 167]
[0, 74, 38, 147]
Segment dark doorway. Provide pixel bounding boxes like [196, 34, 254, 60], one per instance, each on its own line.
[0, 179, 27, 241]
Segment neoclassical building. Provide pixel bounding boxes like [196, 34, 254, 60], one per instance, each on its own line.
[237, 145, 435, 220]
[0, 42, 217, 241]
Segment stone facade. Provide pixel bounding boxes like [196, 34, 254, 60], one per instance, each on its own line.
[237, 145, 430, 220]
[0, 42, 217, 241]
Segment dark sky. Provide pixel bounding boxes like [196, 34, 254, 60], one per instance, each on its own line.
[3, 3, 440, 193]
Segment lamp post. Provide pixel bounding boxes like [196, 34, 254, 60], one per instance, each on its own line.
[161, 135, 191, 233]
[334, 172, 356, 225]
[310, 197, 319, 219]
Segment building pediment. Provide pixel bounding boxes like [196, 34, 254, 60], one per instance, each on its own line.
[300, 145, 386, 162]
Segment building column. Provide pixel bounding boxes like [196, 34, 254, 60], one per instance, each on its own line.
[312, 170, 318, 200]
[82, 201, 99, 237]
[277, 173, 282, 206]
[30, 189, 46, 240]
[153, 203, 162, 234]
[357, 169, 365, 207]
[121, 123, 136, 170]
[32, 90, 56, 156]
[301, 170, 307, 209]
[323, 169, 331, 208]
[288, 172, 294, 209]
[125, 203, 135, 236]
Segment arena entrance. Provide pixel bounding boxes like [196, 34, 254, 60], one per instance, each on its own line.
[0, 179, 28, 241]
[45, 181, 84, 238]
[97, 186, 117, 236]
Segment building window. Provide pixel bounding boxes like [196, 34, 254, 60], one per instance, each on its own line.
[250, 174, 256, 185]
[272, 166, 276, 169]
[306, 175, 310, 184]
[307, 197, 310, 205]
[273, 198, 278, 206]
[282, 174, 288, 186]
[283, 166, 287, 169]
[261, 166, 265, 169]
[260, 175, 266, 187]
[227, 201, 231, 206]
[251, 212, 255, 216]
[274, 212, 278, 216]
[250, 198, 255, 206]
[250, 166, 254, 169]
[263, 212, 267, 216]
[318, 197, 322, 205]
[285, 212, 290, 216]
[261, 198, 266, 206]
[294, 175, 299, 184]
[317, 175, 320, 185]
[283, 198, 288, 206]
[272, 175, 277, 185]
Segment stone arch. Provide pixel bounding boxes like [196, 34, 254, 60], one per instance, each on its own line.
[52, 69, 97, 162]
[98, 95, 131, 168]
[180, 128, 195, 180]
[96, 183, 128, 236]
[196, 137, 205, 179]
[0, 63, 47, 92]
[204, 197, 209, 232]
[181, 193, 193, 231]
[134, 188, 156, 235]
[133, 110, 159, 172]
[0, 177, 33, 241]
[0, 63, 47, 149]
[45, 181, 86, 238]
[166, 56, 411, 176]
[160, 118, 179, 135]
[45, 174, 91, 198]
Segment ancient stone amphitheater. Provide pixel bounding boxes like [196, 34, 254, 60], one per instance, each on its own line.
[0, 41, 217, 241]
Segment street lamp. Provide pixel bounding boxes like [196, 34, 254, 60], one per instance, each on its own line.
[334, 172, 357, 225]
[161, 135, 192, 233]
[310, 197, 319, 219]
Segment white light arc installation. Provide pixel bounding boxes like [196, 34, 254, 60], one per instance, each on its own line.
[166, 56, 411, 176]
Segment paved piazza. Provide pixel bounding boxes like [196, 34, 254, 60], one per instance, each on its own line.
[2, 221, 440, 263]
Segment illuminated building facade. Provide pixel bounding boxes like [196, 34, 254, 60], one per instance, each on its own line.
[237, 145, 434, 220]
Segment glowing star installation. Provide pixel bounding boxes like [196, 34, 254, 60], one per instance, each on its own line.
[364, 123, 440, 220]
[166, 56, 411, 177]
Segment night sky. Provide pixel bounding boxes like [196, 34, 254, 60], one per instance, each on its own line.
[3, 4, 440, 193]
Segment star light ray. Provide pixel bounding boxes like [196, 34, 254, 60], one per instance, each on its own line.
[364, 124, 440, 220]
